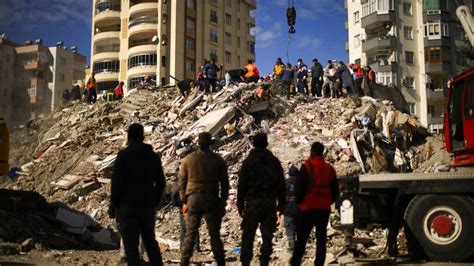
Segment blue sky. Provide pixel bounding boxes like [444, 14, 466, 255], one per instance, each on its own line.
[0, 0, 348, 74]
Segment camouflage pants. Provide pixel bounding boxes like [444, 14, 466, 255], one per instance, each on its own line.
[241, 199, 277, 266]
[181, 192, 225, 266]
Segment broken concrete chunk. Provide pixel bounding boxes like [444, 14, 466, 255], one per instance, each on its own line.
[51, 175, 82, 190]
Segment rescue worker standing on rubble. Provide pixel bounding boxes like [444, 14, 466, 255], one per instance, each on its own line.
[204, 58, 222, 93]
[290, 142, 339, 266]
[244, 59, 260, 83]
[273, 57, 286, 81]
[296, 59, 308, 95]
[282, 63, 295, 99]
[86, 72, 97, 104]
[335, 61, 355, 96]
[351, 63, 364, 96]
[310, 58, 324, 97]
[238, 133, 286, 266]
[111, 123, 166, 266]
[179, 132, 229, 266]
[363, 65, 376, 97]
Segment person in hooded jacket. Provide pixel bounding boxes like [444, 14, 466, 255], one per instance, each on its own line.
[238, 133, 286, 266]
[335, 61, 355, 96]
[111, 123, 166, 266]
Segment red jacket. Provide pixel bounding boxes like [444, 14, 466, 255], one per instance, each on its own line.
[297, 156, 338, 211]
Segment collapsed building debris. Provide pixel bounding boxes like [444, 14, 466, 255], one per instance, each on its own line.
[2, 82, 448, 263]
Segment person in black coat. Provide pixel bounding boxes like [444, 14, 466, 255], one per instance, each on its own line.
[111, 123, 166, 266]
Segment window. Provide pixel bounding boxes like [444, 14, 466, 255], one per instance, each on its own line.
[186, 38, 195, 51]
[405, 76, 415, 89]
[428, 105, 435, 114]
[456, 50, 468, 66]
[162, 14, 168, 24]
[237, 18, 241, 30]
[225, 32, 232, 45]
[408, 103, 416, 115]
[225, 51, 231, 64]
[186, 0, 195, 9]
[424, 22, 449, 38]
[377, 72, 397, 86]
[249, 41, 255, 54]
[225, 0, 232, 7]
[210, 10, 218, 23]
[466, 78, 474, 119]
[225, 13, 232, 26]
[425, 47, 442, 63]
[210, 48, 218, 61]
[128, 75, 157, 89]
[127, 54, 157, 69]
[404, 26, 413, 39]
[60, 73, 65, 82]
[403, 2, 412, 14]
[210, 28, 218, 43]
[423, 0, 448, 12]
[186, 17, 196, 30]
[354, 34, 361, 48]
[354, 11, 360, 24]
[93, 60, 120, 72]
[186, 59, 195, 71]
[60, 57, 66, 65]
[405, 51, 414, 64]
[238, 37, 241, 48]
[161, 56, 167, 67]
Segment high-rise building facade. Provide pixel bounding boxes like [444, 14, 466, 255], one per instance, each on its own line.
[90, 0, 256, 92]
[345, 0, 473, 132]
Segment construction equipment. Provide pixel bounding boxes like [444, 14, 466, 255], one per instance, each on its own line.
[0, 117, 9, 176]
[456, 4, 474, 47]
[338, 68, 474, 262]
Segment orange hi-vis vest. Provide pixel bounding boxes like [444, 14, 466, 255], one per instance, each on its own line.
[299, 156, 336, 211]
[245, 64, 259, 78]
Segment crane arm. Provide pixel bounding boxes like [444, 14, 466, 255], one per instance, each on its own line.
[456, 5, 474, 47]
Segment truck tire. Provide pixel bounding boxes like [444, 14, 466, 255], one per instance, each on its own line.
[404, 194, 474, 261]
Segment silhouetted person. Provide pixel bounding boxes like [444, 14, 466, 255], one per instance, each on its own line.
[111, 123, 165, 266]
[238, 133, 286, 266]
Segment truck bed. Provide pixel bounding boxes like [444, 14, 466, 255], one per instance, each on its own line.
[357, 172, 474, 193]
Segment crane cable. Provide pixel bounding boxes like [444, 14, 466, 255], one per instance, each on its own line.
[286, 0, 296, 63]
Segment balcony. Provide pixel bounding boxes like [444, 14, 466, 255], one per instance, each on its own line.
[427, 88, 445, 100]
[129, 2, 158, 17]
[371, 61, 398, 73]
[93, 31, 120, 43]
[361, 0, 395, 30]
[424, 37, 451, 48]
[95, 10, 120, 25]
[95, 72, 120, 82]
[425, 61, 452, 73]
[423, 10, 450, 23]
[128, 44, 157, 57]
[362, 35, 396, 53]
[128, 17, 158, 36]
[427, 114, 444, 125]
[23, 60, 48, 71]
[93, 52, 120, 62]
[127, 65, 157, 77]
[95, 0, 120, 14]
[246, 0, 256, 10]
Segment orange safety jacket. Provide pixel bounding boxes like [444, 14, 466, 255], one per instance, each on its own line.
[299, 156, 336, 211]
[245, 64, 259, 78]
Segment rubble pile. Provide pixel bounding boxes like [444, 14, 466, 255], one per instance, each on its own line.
[3, 83, 445, 261]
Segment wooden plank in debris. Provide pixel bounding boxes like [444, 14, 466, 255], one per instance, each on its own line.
[51, 175, 82, 189]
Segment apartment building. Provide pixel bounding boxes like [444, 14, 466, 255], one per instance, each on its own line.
[90, 0, 256, 92]
[49, 45, 87, 111]
[0, 36, 86, 128]
[345, 0, 473, 132]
